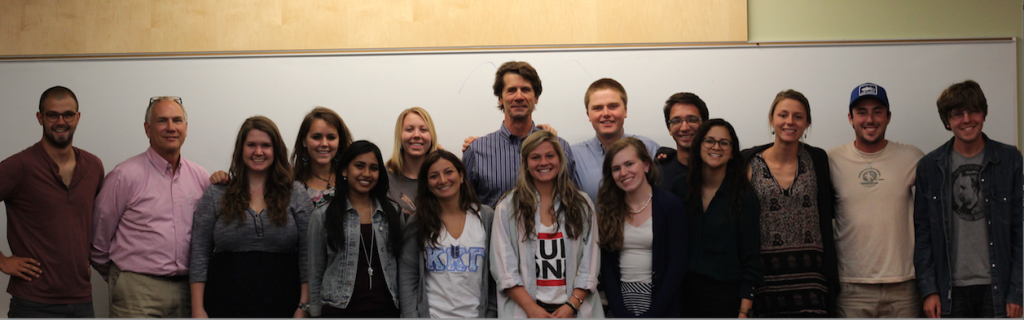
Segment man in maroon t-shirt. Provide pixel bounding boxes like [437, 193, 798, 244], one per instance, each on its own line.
[0, 86, 104, 317]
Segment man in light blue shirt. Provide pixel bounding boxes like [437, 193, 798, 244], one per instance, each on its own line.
[570, 78, 659, 203]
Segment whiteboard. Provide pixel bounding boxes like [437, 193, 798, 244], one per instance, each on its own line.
[0, 39, 1018, 315]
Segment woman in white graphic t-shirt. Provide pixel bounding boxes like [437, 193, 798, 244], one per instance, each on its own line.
[491, 131, 602, 318]
[399, 150, 497, 318]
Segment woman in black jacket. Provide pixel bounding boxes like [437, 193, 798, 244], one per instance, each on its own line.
[741, 90, 840, 317]
[673, 119, 763, 318]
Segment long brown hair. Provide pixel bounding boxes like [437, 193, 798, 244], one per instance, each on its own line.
[412, 150, 481, 248]
[686, 119, 751, 222]
[291, 107, 353, 183]
[503, 131, 589, 241]
[597, 138, 659, 251]
[221, 116, 293, 227]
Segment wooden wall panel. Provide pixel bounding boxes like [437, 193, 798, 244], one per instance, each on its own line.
[0, 0, 747, 56]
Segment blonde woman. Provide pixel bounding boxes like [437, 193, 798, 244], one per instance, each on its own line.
[491, 130, 602, 318]
[385, 107, 440, 216]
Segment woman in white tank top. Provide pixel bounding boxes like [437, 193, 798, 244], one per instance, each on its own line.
[596, 137, 689, 318]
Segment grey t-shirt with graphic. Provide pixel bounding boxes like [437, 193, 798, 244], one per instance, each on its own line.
[386, 169, 418, 216]
[949, 149, 992, 287]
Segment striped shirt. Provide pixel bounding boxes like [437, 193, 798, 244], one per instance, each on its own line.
[463, 122, 579, 207]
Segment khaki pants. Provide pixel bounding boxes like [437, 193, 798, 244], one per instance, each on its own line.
[108, 264, 191, 318]
[837, 280, 923, 318]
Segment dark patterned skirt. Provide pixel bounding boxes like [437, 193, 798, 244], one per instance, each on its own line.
[754, 246, 830, 318]
[204, 251, 300, 318]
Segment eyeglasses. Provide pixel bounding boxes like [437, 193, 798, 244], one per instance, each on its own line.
[149, 96, 183, 107]
[667, 116, 702, 127]
[702, 138, 732, 149]
[44, 111, 78, 122]
[948, 109, 982, 121]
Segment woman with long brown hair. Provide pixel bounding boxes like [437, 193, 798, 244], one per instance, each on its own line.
[597, 137, 688, 317]
[189, 116, 312, 317]
[675, 119, 762, 318]
[292, 107, 354, 209]
[490, 130, 601, 318]
[207, 106, 353, 209]
[398, 150, 496, 318]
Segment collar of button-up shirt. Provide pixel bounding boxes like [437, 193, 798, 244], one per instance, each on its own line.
[498, 121, 539, 143]
[91, 147, 210, 278]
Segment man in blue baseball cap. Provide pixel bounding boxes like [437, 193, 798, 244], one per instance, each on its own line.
[828, 82, 925, 317]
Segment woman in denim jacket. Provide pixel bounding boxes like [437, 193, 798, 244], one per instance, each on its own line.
[399, 150, 497, 318]
[491, 131, 602, 318]
[307, 141, 405, 318]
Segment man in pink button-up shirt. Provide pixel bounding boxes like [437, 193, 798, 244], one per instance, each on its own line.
[91, 97, 210, 318]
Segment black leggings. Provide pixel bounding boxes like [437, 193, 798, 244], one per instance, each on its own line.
[319, 305, 400, 318]
[681, 273, 741, 318]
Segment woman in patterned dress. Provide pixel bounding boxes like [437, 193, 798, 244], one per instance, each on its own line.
[740, 90, 840, 317]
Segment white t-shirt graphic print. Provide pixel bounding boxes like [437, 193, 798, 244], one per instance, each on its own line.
[535, 222, 568, 304]
[424, 213, 487, 318]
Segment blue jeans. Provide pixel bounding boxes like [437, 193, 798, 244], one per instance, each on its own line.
[950, 285, 995, 318]
[8, 297, 94, 318]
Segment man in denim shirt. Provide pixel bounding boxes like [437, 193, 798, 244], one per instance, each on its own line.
[914, 80, 1023, 318]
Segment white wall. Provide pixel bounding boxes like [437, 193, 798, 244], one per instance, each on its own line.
[0, 40, 1017, 317]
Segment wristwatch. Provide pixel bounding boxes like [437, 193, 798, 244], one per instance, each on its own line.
[298, 302, 312, 313]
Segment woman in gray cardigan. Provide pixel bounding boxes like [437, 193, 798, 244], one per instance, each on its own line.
[399, 150, 497, 318]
